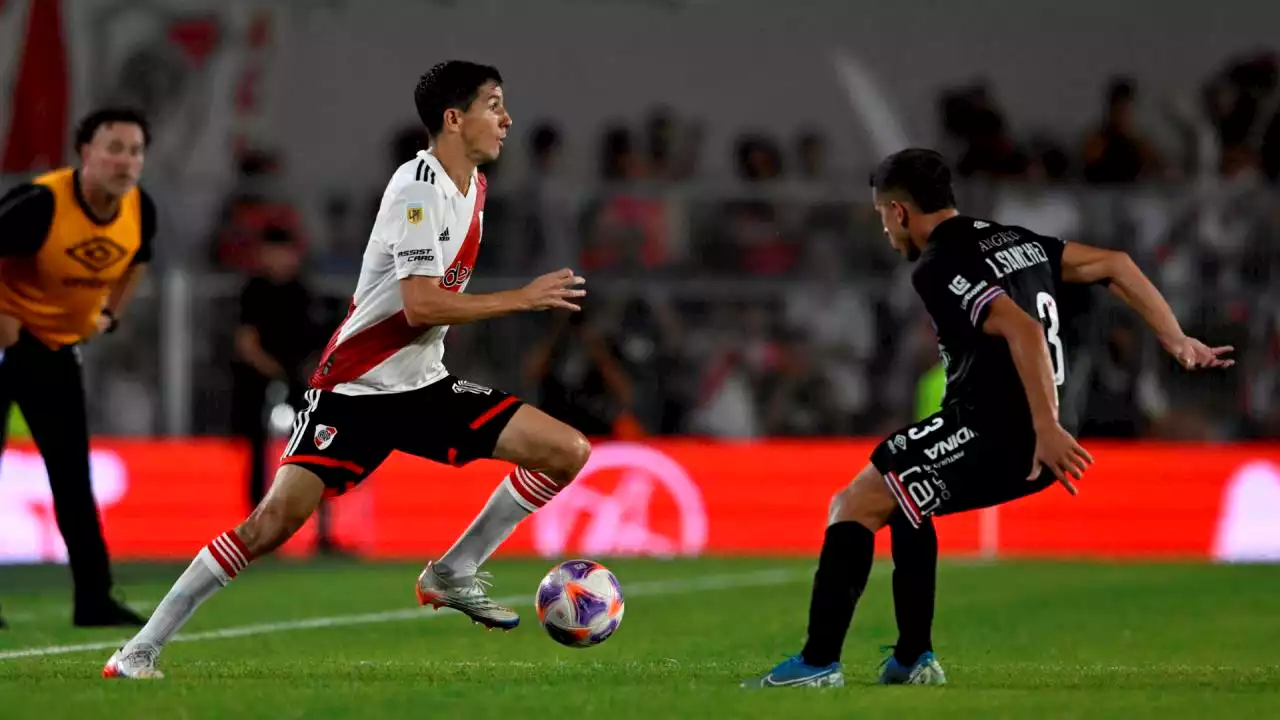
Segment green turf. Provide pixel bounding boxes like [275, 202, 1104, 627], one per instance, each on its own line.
[1, 558, 1278, 718]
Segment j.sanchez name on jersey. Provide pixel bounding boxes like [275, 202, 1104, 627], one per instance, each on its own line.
[980, 232, 1051, 279]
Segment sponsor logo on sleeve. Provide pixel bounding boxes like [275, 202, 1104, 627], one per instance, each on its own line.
[396, 248, 436, 263]
[960, 280, 989, 310]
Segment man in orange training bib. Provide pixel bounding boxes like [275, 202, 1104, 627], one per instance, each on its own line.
[0, 108, 156, 628]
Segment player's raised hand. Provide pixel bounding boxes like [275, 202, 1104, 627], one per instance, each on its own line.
[519, 268, 587, 312]
[1029, 422, 1092, 495]
[1164, 336, 1235, 370]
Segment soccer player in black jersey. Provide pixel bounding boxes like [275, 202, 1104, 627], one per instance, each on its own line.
[747, 149, 1234, 689]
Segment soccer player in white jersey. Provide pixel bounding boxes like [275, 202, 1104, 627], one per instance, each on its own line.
[104, 61, 592, 679]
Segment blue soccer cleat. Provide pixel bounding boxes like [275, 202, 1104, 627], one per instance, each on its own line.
[878, 647, 947, 685]
[743, 654, 844, 688]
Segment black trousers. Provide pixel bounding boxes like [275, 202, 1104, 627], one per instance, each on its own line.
[0, 331, 115, 605]
[230, 363, 275, 509]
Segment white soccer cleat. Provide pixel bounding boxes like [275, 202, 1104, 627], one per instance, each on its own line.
[102, 642, 164, 679]
[415, 561, 520, 631]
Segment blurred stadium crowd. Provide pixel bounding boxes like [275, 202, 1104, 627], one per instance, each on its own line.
[6, 52, 1279, 442]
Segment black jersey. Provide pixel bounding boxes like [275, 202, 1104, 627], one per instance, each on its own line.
[911, 215, 1066, 420]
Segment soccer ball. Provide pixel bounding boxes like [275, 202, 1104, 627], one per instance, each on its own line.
[535, 559, 624, 648]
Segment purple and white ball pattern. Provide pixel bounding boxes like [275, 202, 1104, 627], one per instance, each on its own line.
[535, 559, 625, 648]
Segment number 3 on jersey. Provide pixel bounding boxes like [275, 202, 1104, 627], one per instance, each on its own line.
[1035, 291, 1065, 386]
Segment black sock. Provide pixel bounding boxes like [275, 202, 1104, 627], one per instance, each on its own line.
[800, 521, 876, 667]
[889, 511, 937, 665]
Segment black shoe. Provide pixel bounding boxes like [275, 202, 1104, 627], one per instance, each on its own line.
[73, 597, 147, 628]
[0, 604, 7, 630]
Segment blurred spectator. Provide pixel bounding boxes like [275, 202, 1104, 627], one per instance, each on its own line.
[600, 125, 643, 182]
[317, 193, 361, 274]
[606, 294, 689, 435]
[795, 129, 826, 181]
[523, 309, 638, 439]
[1083, 77, 1162, 183]
[209, 148, 306, 271]
[1245, 310, 1280, 437]
[993, 138, 1082, 240]
[939, 83, 1026, 178]
[511, 122, 575, 271]
[639, 105, 703, 180]
[738, 303, 786, 379]
[791, 128, 854, 254]
[710, 134, 796, 275]
[531, 123, 562, 172]
[645, 106, 678, 180]
[1078, 321, 1160, 438]
[736, 133, 785, 181]
[761, 333, 844, 436]
[230, 228, 320, 513]
[1203, 53, 1278, 161]
[580, 125, 669, 272]
[684, 303, 778, 438]
[785, 241, 875, 420]
[685, 349, 762, 439]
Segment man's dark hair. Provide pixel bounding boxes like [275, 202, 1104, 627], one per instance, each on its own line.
[870, 148, 956, 212]
[1107, 76, 1136, 107]
[74, 107, 150, 149]
[414, 61, 503, 137]
[262, 224, 295, 246]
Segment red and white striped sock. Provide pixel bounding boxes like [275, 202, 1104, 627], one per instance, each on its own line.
[200, 530, 254, 585]
[435, 468, 565, 579]
[504, 467, 564, 512]
[130, 530, 255, 650]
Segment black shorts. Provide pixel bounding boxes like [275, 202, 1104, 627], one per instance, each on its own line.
[279, 375, 524, 496]
[870, 403, 1056, 528]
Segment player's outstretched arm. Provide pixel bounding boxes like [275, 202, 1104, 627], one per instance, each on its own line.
[1060, 242, 1233, 370]
[400, 268, 585, 327]
[981, 295, 1091, 491]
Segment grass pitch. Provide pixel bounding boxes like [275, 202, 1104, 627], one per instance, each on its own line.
[1, 558, 1277, 718]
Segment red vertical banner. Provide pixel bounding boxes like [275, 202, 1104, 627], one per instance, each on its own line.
[2, 0, 67, 172]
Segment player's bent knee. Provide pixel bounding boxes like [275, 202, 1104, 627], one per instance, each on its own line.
[238, 503, 302, 556]
[829, 487, 857, 525]
[826, 492, 843, 525]
[495, 406, 591, 482]
[532, 426, 591, 484]
[557, 431, 591, 479]
[830, 465, 898, 532]
[237, 465, 324, 555]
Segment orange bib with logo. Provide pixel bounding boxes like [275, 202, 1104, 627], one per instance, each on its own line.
[0, 168, 142, 348]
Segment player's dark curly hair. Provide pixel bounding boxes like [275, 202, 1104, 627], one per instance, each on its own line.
[74, 107, 150, 149]
[870, 148, 956, 213]
[414, 61, 503, 137]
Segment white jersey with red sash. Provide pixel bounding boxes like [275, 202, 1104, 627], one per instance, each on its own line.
[311, 151, 486, 395]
